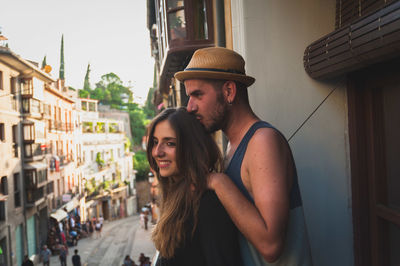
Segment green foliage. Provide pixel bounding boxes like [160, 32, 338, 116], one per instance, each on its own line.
[77, 71, 156, 148]
[59, 34, 65, 80]
[96, 122, 105, 133]
[42, 55, 47, 69]
[124, 136, 131, 151]
[96, 152, 105, 168]
[129, 104, 148, 145]
[133, 150, 150, 182]
[85, 178, 97, 195]
[79, 89, 89, 98]
[84, 63, 91, 91]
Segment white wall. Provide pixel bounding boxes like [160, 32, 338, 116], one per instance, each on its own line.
[231, 1, 354, 265]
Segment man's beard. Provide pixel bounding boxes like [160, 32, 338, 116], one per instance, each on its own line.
[205, 93, 229, 133]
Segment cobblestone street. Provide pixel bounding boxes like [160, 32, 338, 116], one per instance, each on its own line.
[49, 214, 156, 266]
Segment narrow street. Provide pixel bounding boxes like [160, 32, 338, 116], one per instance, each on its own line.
[49, 215, 156, 266]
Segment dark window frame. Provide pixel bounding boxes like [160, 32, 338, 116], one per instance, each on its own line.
[0, 71, 3, 91]
[0, 123, 4, 142]
[13, 173, 21, 208]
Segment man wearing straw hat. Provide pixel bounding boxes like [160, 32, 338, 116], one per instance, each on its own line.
[175, 47, 312, 266]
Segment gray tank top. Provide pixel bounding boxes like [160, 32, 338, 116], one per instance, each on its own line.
[225, 121, 313, 266]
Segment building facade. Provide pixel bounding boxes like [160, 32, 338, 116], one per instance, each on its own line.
[147, 1, 400, 265]
[0, 46, 56, 265]
[78, 98, 135, 221]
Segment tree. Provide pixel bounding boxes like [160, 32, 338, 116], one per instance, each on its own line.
[83, 63, 91, 91]
[79, 89, 89, 98]
[59, 34, 65, 80]
[78, 71, 152, 148]
[133, 150, 150, 181]
[41, 55, 47, 69]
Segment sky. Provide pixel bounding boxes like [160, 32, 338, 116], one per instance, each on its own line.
[0, 0, 154, 105]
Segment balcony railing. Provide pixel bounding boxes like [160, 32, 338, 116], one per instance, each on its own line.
[24, 143, 45, 159]
[48, 120, 73, 132]
[26, 187, 45, 205]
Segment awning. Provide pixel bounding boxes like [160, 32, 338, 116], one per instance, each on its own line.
[50, 209, 68, 222]
[62, 196, 80, 212]
[0, 195, 8, 201]
[24, 161, 47, 170]
[304, 1, 400, 79]
[85, 200, 97, 208]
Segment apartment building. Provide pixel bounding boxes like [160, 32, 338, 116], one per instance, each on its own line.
[43, 80, 78, 215]
[78, 98, 135, 221]
[0, 46, 55, 265]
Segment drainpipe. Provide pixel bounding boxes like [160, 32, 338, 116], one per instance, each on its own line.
[215, 0, 226, 47]
[214, 0, 228, 153]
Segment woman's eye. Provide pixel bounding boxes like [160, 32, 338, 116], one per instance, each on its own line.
[167, 142, 176, 147]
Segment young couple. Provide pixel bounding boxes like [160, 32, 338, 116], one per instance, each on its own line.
[147, 47, 313, 266]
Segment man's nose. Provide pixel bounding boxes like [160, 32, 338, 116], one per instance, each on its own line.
[187, 98, 197, 113]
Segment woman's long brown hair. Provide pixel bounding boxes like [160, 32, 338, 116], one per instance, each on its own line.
[146, 107, 223, 258]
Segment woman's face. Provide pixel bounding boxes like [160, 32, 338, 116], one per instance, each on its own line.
[151, 120, 179, 178]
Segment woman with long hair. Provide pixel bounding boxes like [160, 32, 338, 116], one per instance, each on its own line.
[147, 107, 242, 266]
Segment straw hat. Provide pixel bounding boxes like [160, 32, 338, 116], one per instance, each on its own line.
[174, 47, 255, 86]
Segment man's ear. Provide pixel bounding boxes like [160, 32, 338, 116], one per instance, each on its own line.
[222, 81, 237, 104]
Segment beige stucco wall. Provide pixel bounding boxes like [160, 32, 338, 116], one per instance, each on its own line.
[230, 0, 354, 265]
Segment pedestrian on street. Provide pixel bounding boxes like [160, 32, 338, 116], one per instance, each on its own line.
[123, 255, 135, 266]
[22, 255, 34, 266]
[144, 211, 149, 230]
[95, 220, 102, 238]
[147, 107, 242, 265]
[40, 244, 52, 266]
[175, 47, 313, 265]
[72, 249, 81, 266]
[138, 253, 145, 265]
[59, 245, 68, 266]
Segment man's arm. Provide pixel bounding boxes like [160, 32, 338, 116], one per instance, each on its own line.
[209, 128, 291, 263]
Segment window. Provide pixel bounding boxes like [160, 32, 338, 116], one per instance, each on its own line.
[91, 150, 94, 161]
[37, 169, 47, 184]
[0, 123, 4, 142]
[12, 125, 18, 157]
[10, 77, 16, 94]
[81, 101, 87, 111]
[23, 124, 34, 142]
[96, 122, 105, 133]
[0, 203, 5, 222]
[88, 102, 96, 111]
[25, 170, 36, 188]
[82, 122, 93, 133]
[14, 173, 21, 207]
[22, 98, 30, 113]
[21, 78, 32, 95]
[0, 176, 8, 195]
[0, 71, 3, 90]
[167, 0, 186, 40]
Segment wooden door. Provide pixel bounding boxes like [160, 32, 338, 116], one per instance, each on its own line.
[348, 58, 400, 266]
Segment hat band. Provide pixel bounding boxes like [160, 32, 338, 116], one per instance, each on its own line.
[184, 67, 245, 75]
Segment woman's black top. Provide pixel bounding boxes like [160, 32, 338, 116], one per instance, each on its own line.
[156, 190, 243, 266]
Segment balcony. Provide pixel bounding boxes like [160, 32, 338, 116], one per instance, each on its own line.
[26, 186, 45, 207]
[24, 143, 46, 160]
[150, 0, 215, 94]
[20, 78, 33, 98]
[48, 120, 73, 132]
[21, 98, 42, 118]
[24, 166, 48, 189]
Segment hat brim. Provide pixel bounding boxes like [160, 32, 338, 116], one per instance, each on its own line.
[175, 70, 255, 87]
